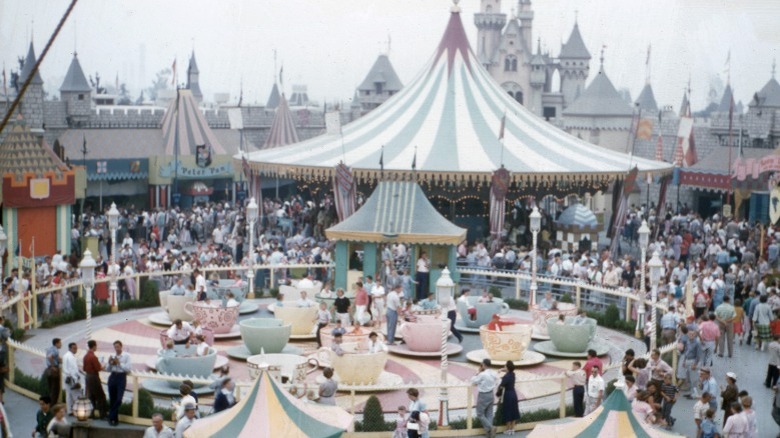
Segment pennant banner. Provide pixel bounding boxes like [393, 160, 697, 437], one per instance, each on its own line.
[489, 167, 511, 237]
[333, 163, 356, 222]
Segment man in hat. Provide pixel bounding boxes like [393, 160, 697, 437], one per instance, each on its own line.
[174, 403, 197, 437]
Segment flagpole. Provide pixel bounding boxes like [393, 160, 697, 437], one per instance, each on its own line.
[726, 93, 734, 213]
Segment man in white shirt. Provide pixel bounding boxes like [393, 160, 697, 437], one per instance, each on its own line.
[371, 280, 386, 325]
[143, 413, 174, 438]
[470, 359, 497, 438]
[167, 320, 195, 345]
[62, 342, 81, 416]
[297, 274, 314, 289]
[385, 286, 402, 345]
[194, 269, 206, 296]
[174, 403, 197, 438]
[585, 366, 605, 415]
[296, 291, 315, 308]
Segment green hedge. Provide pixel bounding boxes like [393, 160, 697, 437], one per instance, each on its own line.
[504, 298, 529, 311]
[587, 304, 635, 336]
[12, 366, 46, 395]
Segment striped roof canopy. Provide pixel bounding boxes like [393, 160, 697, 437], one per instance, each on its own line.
[528, 388, 681, 438]
[242, 8, 671, 184]
[183, 371, 352, 438]
[326, 181, 467, 245]
[161, 89, 226, 156]
[263, 93, 300, 149]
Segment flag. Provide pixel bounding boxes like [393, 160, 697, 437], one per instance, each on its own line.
[238, 81, 243, 107]
[490, 167, 511, 237]
[241, 154, 251, 181]
[279, 65, 284, 88]
[636, 118, 654, 140]
[411, 146, 417, 171]
[498, 112, 506, 140]
[115, 73, 119, 92]
[171, 59, 177, 86]
[333, 163, 356, 221]
[646, 45, 651, 66]
[379, 146, 384, 171]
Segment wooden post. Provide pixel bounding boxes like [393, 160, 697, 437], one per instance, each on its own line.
[7, 343, 14, 383]
[32, 290, 38, 328]
[79, 284, 84, 299]
[575, 285, 581, 308]
[515, 277, 520, 300]
[559, 377, 567, 418]
[625, 297, 632, 322]
[350, 389, 356, 430]
[466, 385, 473, 430]
[671, 347, 678, 386]
[135, 276, 141, 300]
[132, 375, 139, 419]
[15, 297, 24, 330]
[270, 268, 276, 290]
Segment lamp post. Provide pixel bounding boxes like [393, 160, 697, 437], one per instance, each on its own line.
[0, 225, 6, 278]
[72, 395, 93, 438]
[80, 249, 97, 341]
[529, 206, 541, 306]
[435, 267, 455, 429]
[246, 197, 259, 299]
[107, 202, 120, 312]
[648, 250, 663, 351]
[636, 220, 650, 339]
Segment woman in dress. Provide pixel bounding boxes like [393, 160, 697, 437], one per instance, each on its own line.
[318, 367, 338, 406]
[498, 361, 520, 435]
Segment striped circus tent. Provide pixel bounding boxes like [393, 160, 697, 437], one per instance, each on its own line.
[161, 89, 226, 156]
[528, 388, 681, 438]
[263, 92, 300, 149]
[240, 5, 671, 184]
[184, 371, 353, 438]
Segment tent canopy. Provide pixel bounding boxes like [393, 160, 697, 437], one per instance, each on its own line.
[241, 8, 671, 184]
[528, 388, 681, 438]
[184, 371, 352, 438]
[162, 89, 226, 157]
[326, 180, 466, 245]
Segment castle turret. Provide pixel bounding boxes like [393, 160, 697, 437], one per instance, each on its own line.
[60, 53, 93, 124]
[18, 42, 45, 131]
[474, 0, 506, 67]
[357, 54, 403, 111]
[187, 51, 203, 103]
[558, 20, 591, 108]
[517, 0, 534, 52]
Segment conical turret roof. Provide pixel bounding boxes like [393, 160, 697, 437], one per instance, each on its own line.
[560, 22, 591, 59]
[60, 53, 92, 93]
[19, 42, 43, 85]
[717, 84, 734, 113]
[266, 83, 280, 109]
[563, 66, 634, 116]
[358, 54, 403, 93]
[635, 83, 658, 112]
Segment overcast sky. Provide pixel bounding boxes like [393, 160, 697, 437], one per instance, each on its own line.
[1, 0, 778, 111]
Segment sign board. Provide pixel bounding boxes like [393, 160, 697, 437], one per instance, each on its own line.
[30, 178, 50, 199]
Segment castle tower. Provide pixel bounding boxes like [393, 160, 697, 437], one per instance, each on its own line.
[18, 42, 45, 132]
[517, 0, 533, 52]
[357, 54, 403, 111]
[474, 0, 507, 67]
[187, 51, 203, 103]
[529, 40, 546, 114]
[60, 53, 93, 124]
[558, 20, 591, 108]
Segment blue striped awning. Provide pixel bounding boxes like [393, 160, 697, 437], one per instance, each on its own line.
[241, 7, 672, 183]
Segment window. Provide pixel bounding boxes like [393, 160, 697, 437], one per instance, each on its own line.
[374, 83, 383, 95]
[504, 55, 518, 72]
[78, 94, 84, 100]
[543, 107, 556, 121]
[514, 91, 523, 104]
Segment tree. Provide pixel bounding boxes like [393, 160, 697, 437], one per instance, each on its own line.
[135, 90, 145, 105]
[117, 83, 132, 105]
[145, 68, 172, 101]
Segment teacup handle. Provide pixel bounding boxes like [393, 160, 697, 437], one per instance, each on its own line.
[307, 358, 320, 374]
[183, 301, 194, 318]
[499, 303, 510, 315]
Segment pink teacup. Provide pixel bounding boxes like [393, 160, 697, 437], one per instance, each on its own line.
[184, 301, 239, 334]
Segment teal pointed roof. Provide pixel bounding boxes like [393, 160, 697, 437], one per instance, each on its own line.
[717, 84, 734, 113]
[60, 53, 92, 93]
[560, 22, 590, 59]
[635, 83, 658, 112]
[358, 54, 402, 93]
[19, 42, 43, 85]
[563, 66, 634, 117]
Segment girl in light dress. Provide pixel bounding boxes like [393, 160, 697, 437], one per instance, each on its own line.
[393, 406, 407, 438]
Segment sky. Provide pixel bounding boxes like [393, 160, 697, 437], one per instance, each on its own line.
[0, 0, 778, 111]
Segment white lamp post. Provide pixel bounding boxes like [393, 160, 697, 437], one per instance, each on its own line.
[529, 206, 542, 306]
[636, 220, 650, 339]
[107, 203, 120, 313]
[647, 250, 663, 351]
[435, 267, 455, 429]
[80, 249, 97, 341]
[0, 225, 6, 278]
[246, 197, 259, 299]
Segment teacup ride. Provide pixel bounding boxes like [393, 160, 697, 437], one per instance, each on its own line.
[147, 340, 228, 371]
[315, 290, 355, 320]
[268, 283, 322, 312]
[319, 325, 381, 350]
[466, 318, 545, 367]
[226, 318, 301, 360]
[533, 316, 609, 358]
[273, 306, 318, 340]
[158, 327, 215, 348]
[181, 301, 241, 339]
[246, 353, 319, 383]
[142, 345, 219, 395]
[314, 342, 402, 391]
[530, 302, 578, 340]
[455, 296, 510, 333]
[148, 291, 196, 326]
[208, 280, 259, 314]
[388, 314, 462, 357]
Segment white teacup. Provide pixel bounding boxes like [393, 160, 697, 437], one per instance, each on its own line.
[247, 353, 319, 383]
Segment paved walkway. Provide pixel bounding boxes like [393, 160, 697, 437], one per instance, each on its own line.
[6, 300, 778, 437]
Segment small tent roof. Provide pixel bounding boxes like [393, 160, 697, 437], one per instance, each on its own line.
[160, 89, 226, 156]
[326, 180, 466, 245]
[184, 371, 352, 438]
[263, 93, 299, 149]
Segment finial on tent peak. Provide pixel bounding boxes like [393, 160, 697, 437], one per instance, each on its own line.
[451, 0, 461, 13]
